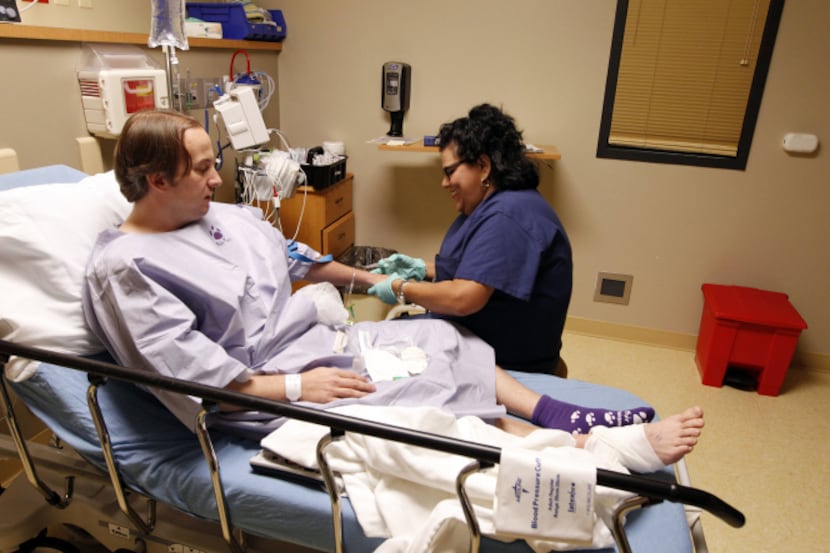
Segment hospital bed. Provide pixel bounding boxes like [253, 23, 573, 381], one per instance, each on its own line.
[0, 160, 744, 553]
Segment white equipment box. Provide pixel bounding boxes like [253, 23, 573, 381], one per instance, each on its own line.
[213, 86, 269, 150]
[79, 68, 169, 139]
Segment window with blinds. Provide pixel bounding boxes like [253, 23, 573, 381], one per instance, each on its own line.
[597, 0, 784, 170]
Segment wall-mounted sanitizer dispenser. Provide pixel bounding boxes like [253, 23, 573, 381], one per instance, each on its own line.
[381, 61, 411, 137]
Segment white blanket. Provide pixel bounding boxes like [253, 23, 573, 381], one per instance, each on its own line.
[260, 405, 640, 553]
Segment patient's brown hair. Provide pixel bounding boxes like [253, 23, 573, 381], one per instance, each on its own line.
[114, 109, 203, 202]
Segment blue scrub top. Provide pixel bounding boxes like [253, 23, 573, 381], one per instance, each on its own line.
[434, 189, 572, 372]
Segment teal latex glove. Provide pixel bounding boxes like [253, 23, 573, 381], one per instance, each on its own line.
[370, 253, 427, 281]
[367, 274, 402, 305]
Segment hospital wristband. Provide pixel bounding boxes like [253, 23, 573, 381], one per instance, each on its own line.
[285, 374, 302, 402]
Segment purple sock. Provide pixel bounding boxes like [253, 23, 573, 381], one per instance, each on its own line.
[531, 395, 655, 434]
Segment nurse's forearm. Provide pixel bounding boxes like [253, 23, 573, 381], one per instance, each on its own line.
[393, 278, 492, 317]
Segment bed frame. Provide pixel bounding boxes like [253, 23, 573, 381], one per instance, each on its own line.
[0, 340, 744, 553]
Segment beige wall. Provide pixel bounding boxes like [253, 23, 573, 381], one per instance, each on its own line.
[268, 0, 829, 363]
[11, 0, 148, 32]
[2, 1, 828, 362]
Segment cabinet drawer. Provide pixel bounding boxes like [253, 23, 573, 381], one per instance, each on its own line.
[321, 175, 353, 226]
[322, 212, 355, 258]
[278, 174, 353, 250]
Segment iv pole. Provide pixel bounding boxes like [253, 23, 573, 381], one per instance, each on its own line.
[148, 0, 189, 111]
[163, 44, 179, 111]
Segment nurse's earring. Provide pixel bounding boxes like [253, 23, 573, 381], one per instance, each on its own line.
[481, 178, 491, 189]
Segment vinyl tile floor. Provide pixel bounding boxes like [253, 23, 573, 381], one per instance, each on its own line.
[560, 330, 830, 553]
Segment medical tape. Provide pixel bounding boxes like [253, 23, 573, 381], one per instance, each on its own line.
[287, 241, 333, 263]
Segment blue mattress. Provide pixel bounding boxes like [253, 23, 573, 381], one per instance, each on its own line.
[0, 164, 88, 191]
[10, 362, 692, 553]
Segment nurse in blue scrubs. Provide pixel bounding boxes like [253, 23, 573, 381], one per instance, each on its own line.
[369, 104, 572, 376]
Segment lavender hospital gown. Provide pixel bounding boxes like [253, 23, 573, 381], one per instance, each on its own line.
[82, 203, 504, 438]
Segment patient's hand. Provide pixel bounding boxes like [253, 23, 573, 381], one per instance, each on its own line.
[302, 367, 376, 403]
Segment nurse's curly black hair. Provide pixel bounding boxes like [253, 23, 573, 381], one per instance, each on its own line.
[437, 103, 539, 191]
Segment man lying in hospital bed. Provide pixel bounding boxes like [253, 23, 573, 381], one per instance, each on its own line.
[0, 110, 740, 548]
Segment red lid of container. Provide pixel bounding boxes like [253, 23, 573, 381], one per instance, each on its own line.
[701, 284, 808, 330]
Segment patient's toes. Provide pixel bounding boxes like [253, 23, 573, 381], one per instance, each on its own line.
[680, 406, 704, 422]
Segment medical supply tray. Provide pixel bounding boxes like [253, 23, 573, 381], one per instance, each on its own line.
[186, 3, 286, 42]
[302, 157, 347, 190]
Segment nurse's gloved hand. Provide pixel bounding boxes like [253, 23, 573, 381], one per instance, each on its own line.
[367, 275, 402, 305]
[371, 253, 426, 281]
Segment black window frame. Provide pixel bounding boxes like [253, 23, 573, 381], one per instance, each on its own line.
[596, 0, 785, 171]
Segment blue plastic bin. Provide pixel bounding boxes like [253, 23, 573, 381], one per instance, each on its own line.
[186, 3, 286, 42]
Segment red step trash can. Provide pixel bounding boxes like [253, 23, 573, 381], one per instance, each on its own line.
[695, 284, 807, 396]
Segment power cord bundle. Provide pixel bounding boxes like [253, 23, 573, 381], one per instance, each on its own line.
[235, 129, 309, 236]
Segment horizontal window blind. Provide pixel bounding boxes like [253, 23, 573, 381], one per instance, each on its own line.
[609, 0, 770, 157]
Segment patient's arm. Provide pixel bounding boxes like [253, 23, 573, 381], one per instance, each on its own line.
[304, 260, 386, 289]
[226, 367, 376, 405]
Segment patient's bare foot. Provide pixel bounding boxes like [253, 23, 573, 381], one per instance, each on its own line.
[644, 406, 704, 465]
[574, 406, 704, 472]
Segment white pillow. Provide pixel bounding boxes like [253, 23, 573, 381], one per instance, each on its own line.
[0, 171, 131, 356]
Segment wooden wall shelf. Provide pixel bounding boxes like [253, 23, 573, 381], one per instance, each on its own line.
[378, 140, 561, 160]
[0, 24, 282, 51]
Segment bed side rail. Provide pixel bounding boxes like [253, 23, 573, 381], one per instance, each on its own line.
[0, 339, 746, 530]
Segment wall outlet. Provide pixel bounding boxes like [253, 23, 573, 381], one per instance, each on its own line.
[173, 76, 225, 111]
[593, 272, 633, 305]
[174, 78, 204, 110]
[186, 78, 204, 110]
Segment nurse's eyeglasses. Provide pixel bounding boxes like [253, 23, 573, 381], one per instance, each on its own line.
[441, 160, 465, 179]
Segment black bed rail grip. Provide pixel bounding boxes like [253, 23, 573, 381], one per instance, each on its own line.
[0, 339, 746, 529]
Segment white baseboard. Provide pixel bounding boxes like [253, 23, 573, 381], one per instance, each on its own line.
[564, 316, 830, 372]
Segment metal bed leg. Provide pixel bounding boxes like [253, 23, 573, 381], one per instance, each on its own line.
[609, 495, 656, 553]
[455, 460, 493, 553]
[0, 372, 73, 508]
[316, 429, 345, 553]
[675, 458, 708, 553]
[195, 407, 246, 553]
[86, 378, 156, 535]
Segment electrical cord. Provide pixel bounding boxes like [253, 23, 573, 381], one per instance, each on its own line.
[228, 49, 275, 111]
[19, 1, 40, 13]
[250, 70, 275, 111]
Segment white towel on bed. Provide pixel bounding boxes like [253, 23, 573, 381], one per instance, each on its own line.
[260, 404, 638, 552]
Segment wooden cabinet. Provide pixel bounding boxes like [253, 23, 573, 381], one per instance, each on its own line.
[278, 174, 355, 258]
